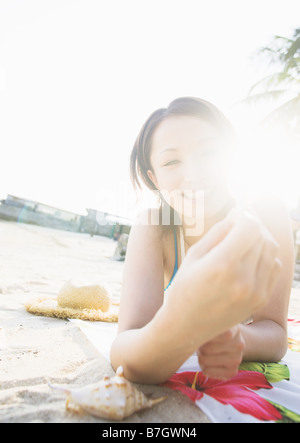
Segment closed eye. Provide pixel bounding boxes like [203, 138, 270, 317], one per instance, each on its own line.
[163, 160, 181, 167]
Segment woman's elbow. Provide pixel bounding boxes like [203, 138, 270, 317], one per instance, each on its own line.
[110, 336, 150, 384]
[110, 336, 170, 385]
[267, 324, 288, 362]
[110, 337, 126, 375]
[274, 331, 288, 362]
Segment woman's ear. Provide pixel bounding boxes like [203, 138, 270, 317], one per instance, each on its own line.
[147, 169, 159, 190]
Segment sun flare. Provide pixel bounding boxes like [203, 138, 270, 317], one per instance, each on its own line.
[228, 130, 299, 209]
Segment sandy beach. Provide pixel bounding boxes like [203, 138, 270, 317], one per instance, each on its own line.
[0, 220, 210, 423]
[1, 220, 299, 423]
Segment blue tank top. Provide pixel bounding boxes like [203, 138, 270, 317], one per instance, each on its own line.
[164, 228, 178, 292]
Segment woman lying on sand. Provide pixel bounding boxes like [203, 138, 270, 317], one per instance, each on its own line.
[111, 97, 294, 384]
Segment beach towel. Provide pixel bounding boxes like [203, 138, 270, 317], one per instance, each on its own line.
[71, 318, 300, 423]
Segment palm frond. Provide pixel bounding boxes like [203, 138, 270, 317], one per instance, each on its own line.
[246, 27, 300, 139]
[294, 28, 300, 38]
[258, 33, 300, 70]
[293, 57, 300, 67]
[248, 72, 294, 95]
[285, 36, 300, 60]
[242, 90, 290, 105]
[260, 94, 300, 133]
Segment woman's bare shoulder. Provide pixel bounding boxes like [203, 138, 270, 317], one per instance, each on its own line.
[129, 208, 164, 246]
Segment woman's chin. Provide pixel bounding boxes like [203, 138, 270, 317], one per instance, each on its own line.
[175, 190, 233, 222]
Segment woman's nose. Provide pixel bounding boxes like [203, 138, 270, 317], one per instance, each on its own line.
[183, 155, 203, 186]
[183, 156, 212, 189]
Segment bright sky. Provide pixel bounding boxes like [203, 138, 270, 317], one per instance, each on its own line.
[0, 0, 299, 220]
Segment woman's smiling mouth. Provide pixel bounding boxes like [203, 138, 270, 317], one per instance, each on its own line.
[182, 189, 213, 201]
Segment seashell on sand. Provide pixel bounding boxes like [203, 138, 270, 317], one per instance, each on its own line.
[48, 366, 166, 420]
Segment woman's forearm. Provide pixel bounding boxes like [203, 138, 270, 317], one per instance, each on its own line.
[111, 278, 243, 384]
[110, 307, 197, 384]
[241, 320, 288, 363]
[110, 278, 234, 385]
[111, 212, 283, 384]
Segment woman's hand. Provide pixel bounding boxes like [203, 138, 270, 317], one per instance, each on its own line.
[197, 325, 245, 380]
[166, 209, 282, 341]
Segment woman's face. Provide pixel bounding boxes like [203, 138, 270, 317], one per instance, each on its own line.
[148, 116, 232, 221]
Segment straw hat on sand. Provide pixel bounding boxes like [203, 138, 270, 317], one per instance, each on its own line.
[26, 280, 119, 322]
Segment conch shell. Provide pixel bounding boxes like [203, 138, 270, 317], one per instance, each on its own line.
[48, 366, 166, 420]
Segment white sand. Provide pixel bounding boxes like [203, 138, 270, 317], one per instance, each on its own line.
[0, 220, 209, 423]
[1, 220, 299, 423]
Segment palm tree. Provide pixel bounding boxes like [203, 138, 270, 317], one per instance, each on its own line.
[245, 28, 300, 137]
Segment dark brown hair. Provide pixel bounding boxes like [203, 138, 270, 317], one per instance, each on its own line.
[130, 96, 236, 192]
